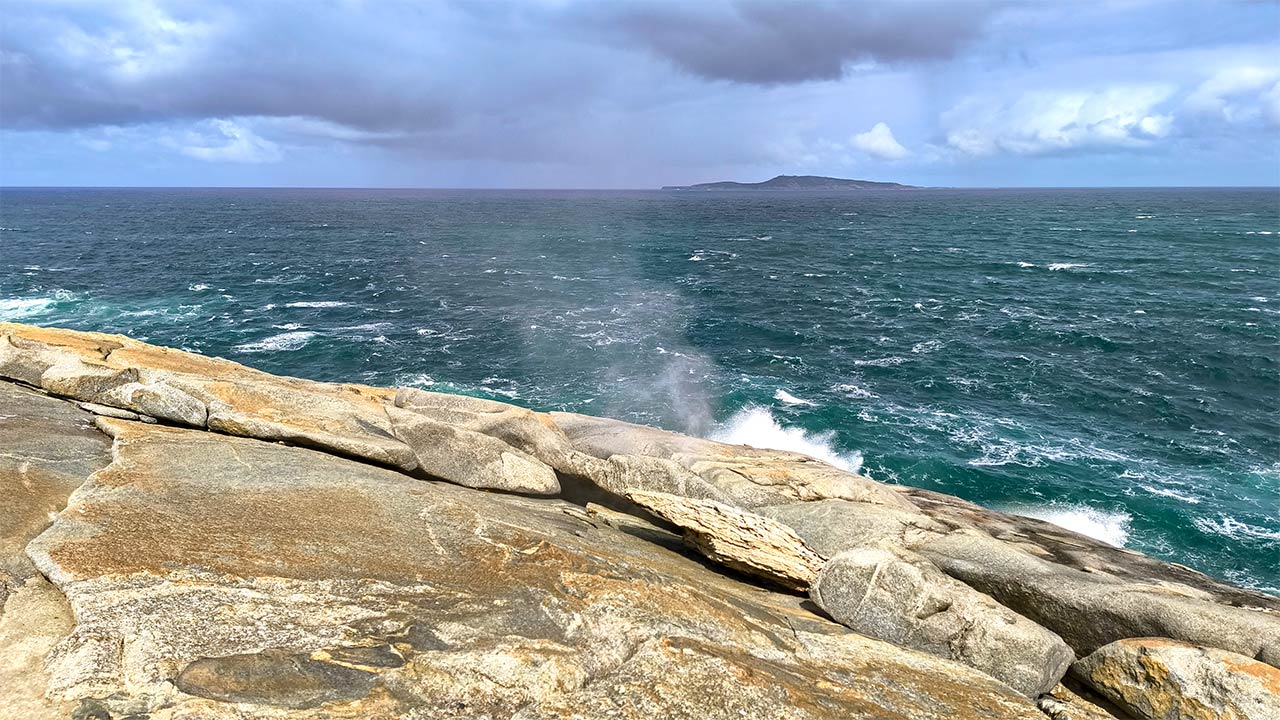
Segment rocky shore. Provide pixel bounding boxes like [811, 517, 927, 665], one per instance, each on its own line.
[2, 321, 1277, 720]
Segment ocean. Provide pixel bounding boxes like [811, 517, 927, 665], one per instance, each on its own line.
[2, 187, 1277, 593]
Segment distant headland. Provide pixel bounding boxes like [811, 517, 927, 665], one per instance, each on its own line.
[662, 174, 916, 191]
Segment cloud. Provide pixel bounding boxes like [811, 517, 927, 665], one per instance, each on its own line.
[177, 119, 281, 163]
[1185, 66, 1280, 127]
[576, 1, 1002, 85]
[943, 86, 1176, 156]
[851, 122, 908, 159]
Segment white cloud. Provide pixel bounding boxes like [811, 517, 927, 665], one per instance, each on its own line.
[179, 119, 282, 163]
[943, 85, 1176, 156]
[1185, 66, 1280, 127]
[850, 122, 908, 160]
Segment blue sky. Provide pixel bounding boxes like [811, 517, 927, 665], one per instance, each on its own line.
[2, 0, 1278, 188]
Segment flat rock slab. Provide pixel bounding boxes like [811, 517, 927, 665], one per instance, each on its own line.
[16, 415, 1044, 720]
[1072, 638, 1280, 720]
[0, 382, 111, 602]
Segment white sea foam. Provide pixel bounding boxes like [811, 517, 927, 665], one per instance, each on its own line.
[1192, 515, 1280, 542]
[832, 382, 877, 399]
[1008, 504, 1132, 547]
[773, 389, 815, 406]
[284, 301, 348, 308]
[1048, 263, 1091, 271]
[854, 356, 906, 367]
[1139, 484, 1202, 504]
[1016, 261, 1035, 268]
[188, 283, 211, 291]
[711, 406, 863, 474]
[234, 330, 317, 353]
[0, 297, 56, 320]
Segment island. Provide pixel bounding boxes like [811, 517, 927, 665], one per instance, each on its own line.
[662, 174, 916, 191]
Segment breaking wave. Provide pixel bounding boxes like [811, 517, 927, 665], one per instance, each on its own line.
[710, 406, 864, 474]
[1007, 504, 1132, 547]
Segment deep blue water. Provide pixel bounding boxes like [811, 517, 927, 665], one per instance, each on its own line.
[2, 187, 1277, 593]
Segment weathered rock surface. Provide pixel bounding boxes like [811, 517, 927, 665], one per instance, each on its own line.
[1036, 683, 1125, 720]
[627, 491, 825, 590]
[0, 382, 112, 606]
[552, 411, 914, 509]
[0, 321, 416, 468]
[4, 322, 1278, 718]
[10, 412, 1045, 719]
[1072, 638, 1280, 720]
[763, 498, 1280, 666]
[812, 547, 1074, 697]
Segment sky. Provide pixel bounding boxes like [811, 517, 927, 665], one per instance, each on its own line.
[1, 0, 1278, 188]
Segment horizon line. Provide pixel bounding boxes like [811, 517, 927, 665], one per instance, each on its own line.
[3, 184, 1279, 191]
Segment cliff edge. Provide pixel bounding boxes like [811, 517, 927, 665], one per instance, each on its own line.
[1, 321, 1276, 720]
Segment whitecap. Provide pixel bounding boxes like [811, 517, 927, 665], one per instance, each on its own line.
[832, 383, 877, 399]
[854, 356, 906, 367]
[1007, 504, 1132, 547]
[1016, 262, 1035, 268]
[284, 301, 348, 308]
[711, 406, 863, 474]
[1192, 515, 1280, 542]
[688, 254, 705, 261]
[188, 283, 211, 292]
[774, 389, 815, 406]
[1048, 263, 1091, 271]
[0, 297, 56, 320]
[234, 331, 317, 353]
[397, 373, 436, 388]
[1139, 484, 1202, 504]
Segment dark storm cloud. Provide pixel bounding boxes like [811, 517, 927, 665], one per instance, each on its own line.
[0, 0, 1002, 134]
[573, 0, 1003, 85]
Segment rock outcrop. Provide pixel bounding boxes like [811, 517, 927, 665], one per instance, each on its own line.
[2, 322, 1278, 718]
[812, 547, 1074, 697]
[761, 498, 1280, 666]
[1071, 638, 1280, 720]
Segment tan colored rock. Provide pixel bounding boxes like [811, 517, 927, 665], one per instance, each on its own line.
[0, 575, 77, 720]
[551, 411, 914, 510]
[1037, 683, 1125, 720]
[13, 413, 1044, 719]
[0, 322, 415, 469]
[386, 404, 561, 495]
[763, 498, 1280, 667]
[1072, 638, 1280, 720]
[0, 382, 111, 606]
[628, 491, 825, 591]
[812, 547, 1074, 697]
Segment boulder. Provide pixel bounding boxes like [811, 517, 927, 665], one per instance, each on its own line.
[1072, 638, 1280, 720]
[627, 491, 825, 591]
[763, 498, 1280, 667]
[811, 547, 1074, 697]
[10, 409, 1045, 719]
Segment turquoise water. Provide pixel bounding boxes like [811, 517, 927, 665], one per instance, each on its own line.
[2, 187, 1277, 593]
